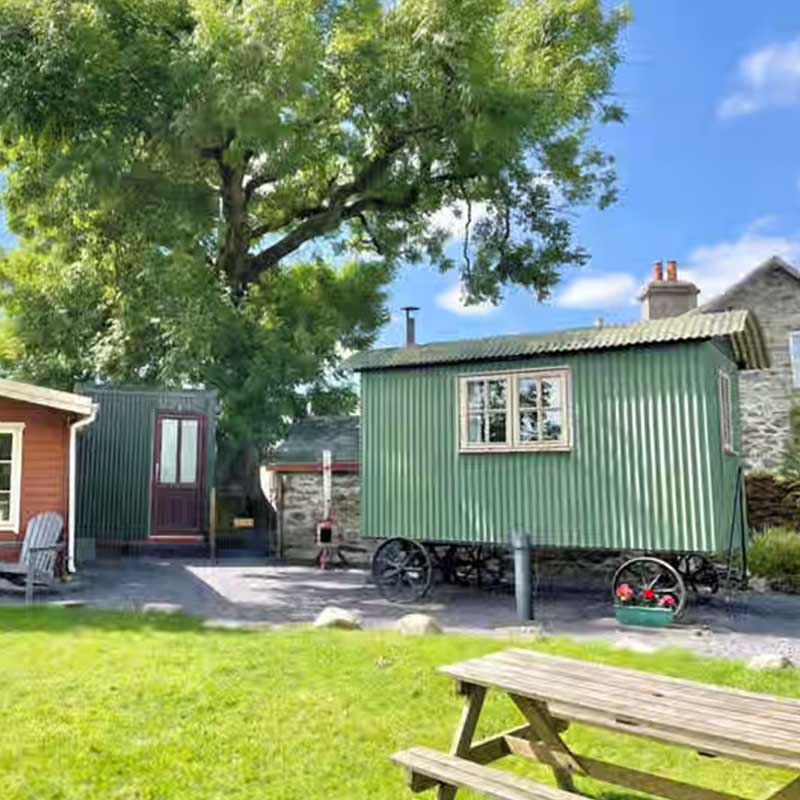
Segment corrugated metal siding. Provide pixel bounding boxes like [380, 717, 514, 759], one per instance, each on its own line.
[76, 387, 217, 542]
[361, 341, 741, 553]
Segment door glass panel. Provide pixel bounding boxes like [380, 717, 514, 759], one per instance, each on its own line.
[0, 494, 9, 522]
[159, 418, 178, 484]
[0, 433, 11, 461]
[0, 462, 10, 491]
[179, 419, 199, 484]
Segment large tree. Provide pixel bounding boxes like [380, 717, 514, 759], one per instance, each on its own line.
[0, 0, 628, 448]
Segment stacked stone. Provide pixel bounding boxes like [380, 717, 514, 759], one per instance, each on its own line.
[746, 474, 800, 531]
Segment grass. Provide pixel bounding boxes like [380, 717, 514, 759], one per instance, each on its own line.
[0, 608, 798, 799]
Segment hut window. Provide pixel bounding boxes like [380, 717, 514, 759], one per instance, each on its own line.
[0, 423, 24, 531]
[791, 332, 800, 388]
[718, 371, 734, 454]
[459, 368, 570, 452]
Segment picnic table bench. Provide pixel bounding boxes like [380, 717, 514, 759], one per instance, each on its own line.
[392, 649, 800, 800]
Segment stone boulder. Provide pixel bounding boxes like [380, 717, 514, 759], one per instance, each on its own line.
[396, 613, 444, 636]
[747, 653, 794, 671]
[142, 602, 183, 615]
[313, 606, 362, 630]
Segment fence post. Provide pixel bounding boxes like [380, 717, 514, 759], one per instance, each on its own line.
[511, 531, 533, 621]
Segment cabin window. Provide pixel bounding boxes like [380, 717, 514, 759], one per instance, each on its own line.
[718, 371, 734, 454]
[459, 368, 570, 452]
[0, 423, 24, 531]
[791, 331, 800, 388]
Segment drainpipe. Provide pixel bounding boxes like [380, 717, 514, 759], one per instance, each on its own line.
[67, 405, 98, 573]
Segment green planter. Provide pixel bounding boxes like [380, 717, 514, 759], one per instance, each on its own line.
[614, 605, 673, 628]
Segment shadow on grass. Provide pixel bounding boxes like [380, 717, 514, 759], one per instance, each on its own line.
[0, 606, 257, 635]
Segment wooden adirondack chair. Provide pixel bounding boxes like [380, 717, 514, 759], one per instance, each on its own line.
[0, 512, 64, 604]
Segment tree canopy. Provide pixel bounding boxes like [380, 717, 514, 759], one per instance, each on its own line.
[0, 0, 628, 448]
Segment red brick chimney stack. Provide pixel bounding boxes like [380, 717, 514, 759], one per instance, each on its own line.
[652, 260, 664, 281]
[666, 260, 678, 282]
[639, 259, 699, 320]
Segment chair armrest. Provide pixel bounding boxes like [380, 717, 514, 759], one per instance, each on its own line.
[27, 542, 65, 553]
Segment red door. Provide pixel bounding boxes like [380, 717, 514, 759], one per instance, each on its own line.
[151, 413, 206, 534]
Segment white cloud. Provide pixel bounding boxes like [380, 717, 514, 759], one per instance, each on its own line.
[719, 37, 800, 118]
[429, 201, 489, 239]
[682, 224, 800, 299]
[556, 273, 637, 310]
[436, 284, 497, 316]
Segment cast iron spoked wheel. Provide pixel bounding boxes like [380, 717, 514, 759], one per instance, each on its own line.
[612, 556, 688, 619]
[677, 553, 720, 602]
[372, 537, 433, 604]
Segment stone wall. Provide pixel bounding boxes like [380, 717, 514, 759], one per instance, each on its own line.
[746, 473, 800, 531]
[279, 471, 360, 562]
[713, 266, 800, 470]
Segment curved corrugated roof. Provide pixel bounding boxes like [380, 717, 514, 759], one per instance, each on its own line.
[343, 310, 769, 372]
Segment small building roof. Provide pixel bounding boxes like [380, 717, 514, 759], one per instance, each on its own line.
[267, 416, 360, 470]
[0, 377, 96, 416]
[343, 309, 769, 372]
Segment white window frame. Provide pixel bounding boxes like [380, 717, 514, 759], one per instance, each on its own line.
[718, 370, 735, 455]
[458, 367, 572, 453]
[0, 423, 25, 532]
[791, 331, 800, 389]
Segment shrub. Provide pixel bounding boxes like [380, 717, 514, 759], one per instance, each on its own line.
[749, 527, 800, 592]
[784, 405, 800, 479]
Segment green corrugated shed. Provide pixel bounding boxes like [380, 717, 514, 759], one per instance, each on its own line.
[268, 416, 360, 467]
[76, 386, 217, 546]
[350, 315, 765, 554]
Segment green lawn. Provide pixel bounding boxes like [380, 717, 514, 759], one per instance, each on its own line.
[0, 608, 797, 799]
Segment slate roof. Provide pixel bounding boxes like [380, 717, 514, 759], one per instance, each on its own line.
[700, 255, 800, 313]
[267, 416, 360, 467]
[343, 309, 769, 372]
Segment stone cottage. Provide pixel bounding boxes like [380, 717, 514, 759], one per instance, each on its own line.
[263, 416, 360, 562]
[640, 256, 800, 471]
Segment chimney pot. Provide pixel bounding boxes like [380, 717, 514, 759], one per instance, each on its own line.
[666, 260, 678, 282]
[652, 260, 664, 282]
[401, 306, 419, 347]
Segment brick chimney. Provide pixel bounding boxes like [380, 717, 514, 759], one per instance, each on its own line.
[639, 260, 699, 320]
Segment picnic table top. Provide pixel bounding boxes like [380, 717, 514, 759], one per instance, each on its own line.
[439, 649, 800, 772]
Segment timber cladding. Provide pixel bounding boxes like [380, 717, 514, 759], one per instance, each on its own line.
[359, 340, 743, 553]
[0, 396, 70, 554]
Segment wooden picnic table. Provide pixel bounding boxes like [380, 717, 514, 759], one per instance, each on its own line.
[392, 649, 800, 800]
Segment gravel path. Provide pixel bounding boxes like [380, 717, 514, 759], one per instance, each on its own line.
[2, 558, 800, 662]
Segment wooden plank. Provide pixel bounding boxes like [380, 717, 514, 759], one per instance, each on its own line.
[504, 737, 748, 800]
[437, 683, 487, 800]
[440, 659, 800, 763]
[391, 747, 581, 800]
[509, 694, 582, 792]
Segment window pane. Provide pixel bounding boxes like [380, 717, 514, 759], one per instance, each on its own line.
[542, 410, 563, 441]
[488, 413, 507, 443]
[467, 413, 485, 443]
[466, 381, 485, 411]
[518, 378, 538, 408]
[0, 463, 10, 492]
[541, 378, 562, 409]
[0, 493, 9, 522]
[159, 419, 178, 483]
[792, 332, 800, 388]
[179, 420, 199, 484]
[0, 434, 11, 461]
[487, 380, 507, 410]
[519, 411, 539, 442]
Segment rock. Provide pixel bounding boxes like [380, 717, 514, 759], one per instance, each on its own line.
[493, 624, 546, 640]
[313, 606, 362, 630]
[613, 636, 658, 655]
[396, 613, 444, 636]
[749, 576, 770, 594]
[747, 654, 794, 671]
[142, 602, 183, 615]
[47, 599, 85, 608]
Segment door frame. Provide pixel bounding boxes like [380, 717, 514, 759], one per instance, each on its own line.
[150, 411, 207, 535]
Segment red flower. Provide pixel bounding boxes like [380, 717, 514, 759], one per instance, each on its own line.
[642, 588, 656, 601]
[659, 595, 676, 608]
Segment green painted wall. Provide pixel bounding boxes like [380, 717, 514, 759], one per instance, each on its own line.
[76, 387, 217, 543]
[360, 341, 743, 553]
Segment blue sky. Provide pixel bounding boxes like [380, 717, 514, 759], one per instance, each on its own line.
[2, 3, 800, 349]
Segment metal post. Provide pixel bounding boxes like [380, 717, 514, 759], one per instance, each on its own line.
[512, 531, 533, 621]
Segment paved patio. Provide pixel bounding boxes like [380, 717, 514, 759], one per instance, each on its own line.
[3, 558, 800, 661]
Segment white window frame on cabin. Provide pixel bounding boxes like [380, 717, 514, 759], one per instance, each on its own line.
[718, 370, 735, 455]
[791, 331, 800, 389]
[0, 423, 24, 532]
[459, 367, 571, 453]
